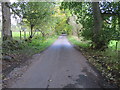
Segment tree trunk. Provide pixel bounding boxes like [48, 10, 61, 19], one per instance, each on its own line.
[118, 16, 120, 42]
[2, 2, 12, 41]
[40, 30, 45, 37]
[29, 25, 34, 38]
[32, 30, 37, 37]
[92, 2, 102, 49]
[10, 30, 12, 37]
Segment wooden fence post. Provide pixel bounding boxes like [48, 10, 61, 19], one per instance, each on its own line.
[29, 31, 31, 36]
[24, 31, 26, 40]
[116, 41, 118, 51]
[20, 30, 22, 40]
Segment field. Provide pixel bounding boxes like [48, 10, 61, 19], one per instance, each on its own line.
[12, 32, 30, 40]
[0, 32, 41, 40]
[12, 32, 42, 40]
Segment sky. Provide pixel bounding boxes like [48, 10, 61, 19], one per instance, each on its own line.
[0, 3, 20, 27]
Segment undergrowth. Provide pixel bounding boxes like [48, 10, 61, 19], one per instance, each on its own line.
[68, 36, 120, 87]
[2, 35, 58, 78]
[3, 35, 57, 56]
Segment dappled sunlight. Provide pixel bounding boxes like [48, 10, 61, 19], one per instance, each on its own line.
[1, 1, 120, 88]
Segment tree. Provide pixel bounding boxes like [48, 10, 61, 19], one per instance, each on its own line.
[92, 2, 102, 49]
[9, 2, 55, 39]
[2, 2, 12, 41]
[60, 2, 120, 50]
[21, 2, 54, 38]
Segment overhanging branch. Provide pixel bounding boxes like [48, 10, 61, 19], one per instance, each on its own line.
[5, 2, 22, 18]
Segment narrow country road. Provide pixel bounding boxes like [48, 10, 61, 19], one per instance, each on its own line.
[10, 36, 110, 88]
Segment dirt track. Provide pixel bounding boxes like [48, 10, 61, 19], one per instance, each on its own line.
[9, 36, 111, 88]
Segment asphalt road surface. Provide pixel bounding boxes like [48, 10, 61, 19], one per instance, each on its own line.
[10, 36, 111, 88]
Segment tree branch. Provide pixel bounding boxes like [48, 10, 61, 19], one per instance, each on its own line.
[5, 3, 22, 18]
[101, 12, 119, 16]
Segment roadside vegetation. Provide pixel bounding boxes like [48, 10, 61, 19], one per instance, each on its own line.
[12, 32, 30, 40]
[1, 1, 120, 87]
[1, 2, 61, 80]
[68, 36, 120, 86]
[60, 2, 120, 87]
[2, 33, 57, 78]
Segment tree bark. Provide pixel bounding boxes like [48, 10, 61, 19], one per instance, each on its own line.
[2, 2, 12, 41]
[92, 2, 102, 49]
[39, 29, 45, 37]
[29, 24, 34, 38]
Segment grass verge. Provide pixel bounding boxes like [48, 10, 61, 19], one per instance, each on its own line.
[2, 35, 58, 79]
[68, 36, 120, 87]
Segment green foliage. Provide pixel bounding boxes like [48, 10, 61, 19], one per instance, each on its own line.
[54, 10, 73, 35]
[61, 2, 120, 50]
[12, 32, 30, 40]
[11, 2, 57, 38]
[55, 18, 72, 35]
[22, 2, 54, 28]
[64, 24, 73, 35]
[81, 15, 93, 40]
[26, 35, 57, 52]
[109, 40, 120, 50]
[68, 36, 91, 48]
[68, 36, 120, 86]
[3, 33, 58, 56]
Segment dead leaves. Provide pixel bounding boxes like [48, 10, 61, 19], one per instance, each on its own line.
[79, 48, 120, 87]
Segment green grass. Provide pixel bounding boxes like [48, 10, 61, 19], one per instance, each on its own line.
[2, 31, 57, 56]
[13, 35, 57, 55]
[68, 36, 120, 86]
[12, 32, 41, 40]
[2, 34, 58, 81]
[12, 32, 30, 40]
[25, 35, 58, 54]
[3, 34, 58, 60]
[109, 40, 120, 50]
[68, 36, 120, 51]
[0, 32, 41, 40]
[68, 36, 119, 64]
[68, 36, 91, 48]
